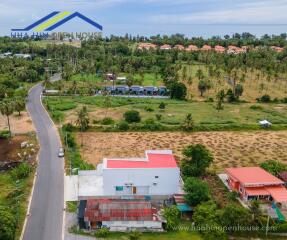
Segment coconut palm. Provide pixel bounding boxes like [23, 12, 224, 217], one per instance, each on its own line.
[0, 99, 15, 137]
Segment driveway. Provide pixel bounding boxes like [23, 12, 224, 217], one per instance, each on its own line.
[24, 83, 64, 240]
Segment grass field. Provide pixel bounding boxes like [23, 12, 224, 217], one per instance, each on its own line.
[75, 131, 287, 172]
[44, 96, 287, 130]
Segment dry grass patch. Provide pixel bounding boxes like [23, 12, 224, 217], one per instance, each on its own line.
[0, 112, 34, 134]
[76, 131, 287, 172]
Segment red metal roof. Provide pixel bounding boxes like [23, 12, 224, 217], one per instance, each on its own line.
[84, 199, 157, 222]
[107, 152, 178, 169]
[265, 186, 287, 203]
[245, 187, 270, 196]
[226, 167, 284, 186]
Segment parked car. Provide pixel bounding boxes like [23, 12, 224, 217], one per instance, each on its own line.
[115, 85, 130, 95]
[58, 147, 65, 157]
[144, 86, 158, 95]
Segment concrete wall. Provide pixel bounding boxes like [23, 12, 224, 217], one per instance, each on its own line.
[102, 221, 163, 232]
[103, 168, 180, 196]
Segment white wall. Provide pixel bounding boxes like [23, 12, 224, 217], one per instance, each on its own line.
[102, 221, 162, 231]
[103, 168, 180, 196]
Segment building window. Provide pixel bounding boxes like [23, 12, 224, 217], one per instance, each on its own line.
[155, 176, 159, 179]
[116, 186, 124, 191]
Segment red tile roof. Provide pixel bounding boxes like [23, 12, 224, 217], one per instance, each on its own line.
[186, 44, 198, 51]
[201, 45, 212, 50]
[106, 151, 178, 169]
[226, 167, 284, 187]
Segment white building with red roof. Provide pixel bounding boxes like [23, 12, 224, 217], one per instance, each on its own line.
[103, 150, 180, 196]
[66, 150, 182, 200]
[160, 44, 172, 50]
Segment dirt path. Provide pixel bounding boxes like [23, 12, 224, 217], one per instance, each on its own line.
[76, 131, 287, 172]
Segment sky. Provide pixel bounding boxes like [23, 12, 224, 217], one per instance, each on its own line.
[2, 0, 287, 37]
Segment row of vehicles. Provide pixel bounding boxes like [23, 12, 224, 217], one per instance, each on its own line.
[103, 85, 168, 96]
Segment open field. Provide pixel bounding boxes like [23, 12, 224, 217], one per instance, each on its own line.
[76, 131, 287, 172]
[44, 96, 287, 130]
[0, 112, 34, 134]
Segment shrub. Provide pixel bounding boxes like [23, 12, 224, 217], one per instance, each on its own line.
[143, 118, 162, 131]
[101, 117, 115, 125]
[94, 227, 109, 238]
[128, 230, 142, 240]
[0, 208, 16, 240]
[155, 114, 162, 121]
[170, 82, 187, 100]
[163, 206, 180, 231]
[124, 110, 141, 123]
[257, 94, 271, 103]
[159, 102, 166, 109]
[260, 160, 287, 176]
[62, 123, 74, 132]
[0, 130, 10, 139]
[250, 105, 263, 110]
[10, 162, 32, 180]
[184, 177, 210, 206]
[144, 106, 154, 112]
[118, 121, 129, 131]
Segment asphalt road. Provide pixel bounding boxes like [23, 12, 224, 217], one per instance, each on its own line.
[24, 82, 64, 240]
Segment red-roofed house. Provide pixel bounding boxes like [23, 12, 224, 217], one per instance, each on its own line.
[271, 46, 284, 53]
[214, 45, 225, 53]
[160, 44, 172, 50]
[226, 167, 287, 207]
[174, 44, 185, 50]
[138, 43, 157, 50]
[201, 45, 212, 51]
[186, 44, 199, 51]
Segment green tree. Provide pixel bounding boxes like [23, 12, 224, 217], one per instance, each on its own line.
[181, 144, 213, 177]
[124, 110, 141, 123]
[184, 177, 210, 206]
[226, 89, 236, 103]
[170, 82, 187, 100]
[182, 113, 194, 131]
[14, 97, 26, 116]
[260, 160, 287, 176]
[193, 201, 227, 240]
[219, 204, 251, 232]
[0, 99, 15, 137]
[162, 205, 180, 231]
[0, 208, 16, 240]
[216, 89, 225, 111]
[234, 84, 244, 99]
[76, 106, 89, 131]
[198, 80, 209, 97]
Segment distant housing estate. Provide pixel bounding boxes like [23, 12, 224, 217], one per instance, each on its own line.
[137, 43, 284, 54]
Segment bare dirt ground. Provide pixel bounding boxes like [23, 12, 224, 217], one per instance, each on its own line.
[76, 131, 287, 172]
[0, 134, 38, 163]
[0, 112, 34, 134]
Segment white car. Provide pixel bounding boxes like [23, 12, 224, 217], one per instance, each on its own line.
[58, 148, 65, 157]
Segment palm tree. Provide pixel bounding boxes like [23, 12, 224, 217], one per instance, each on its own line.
[75, 106, 89, 132]
[0, 99, 15, 137]
[14, 97, 26, 116]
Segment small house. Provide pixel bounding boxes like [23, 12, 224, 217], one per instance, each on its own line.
[226, 167, 287, 208]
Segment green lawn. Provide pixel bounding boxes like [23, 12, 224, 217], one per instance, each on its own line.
[44, 96, 287, 131]
[71, 73, 102, 83]
[133, 73, 163, 86]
